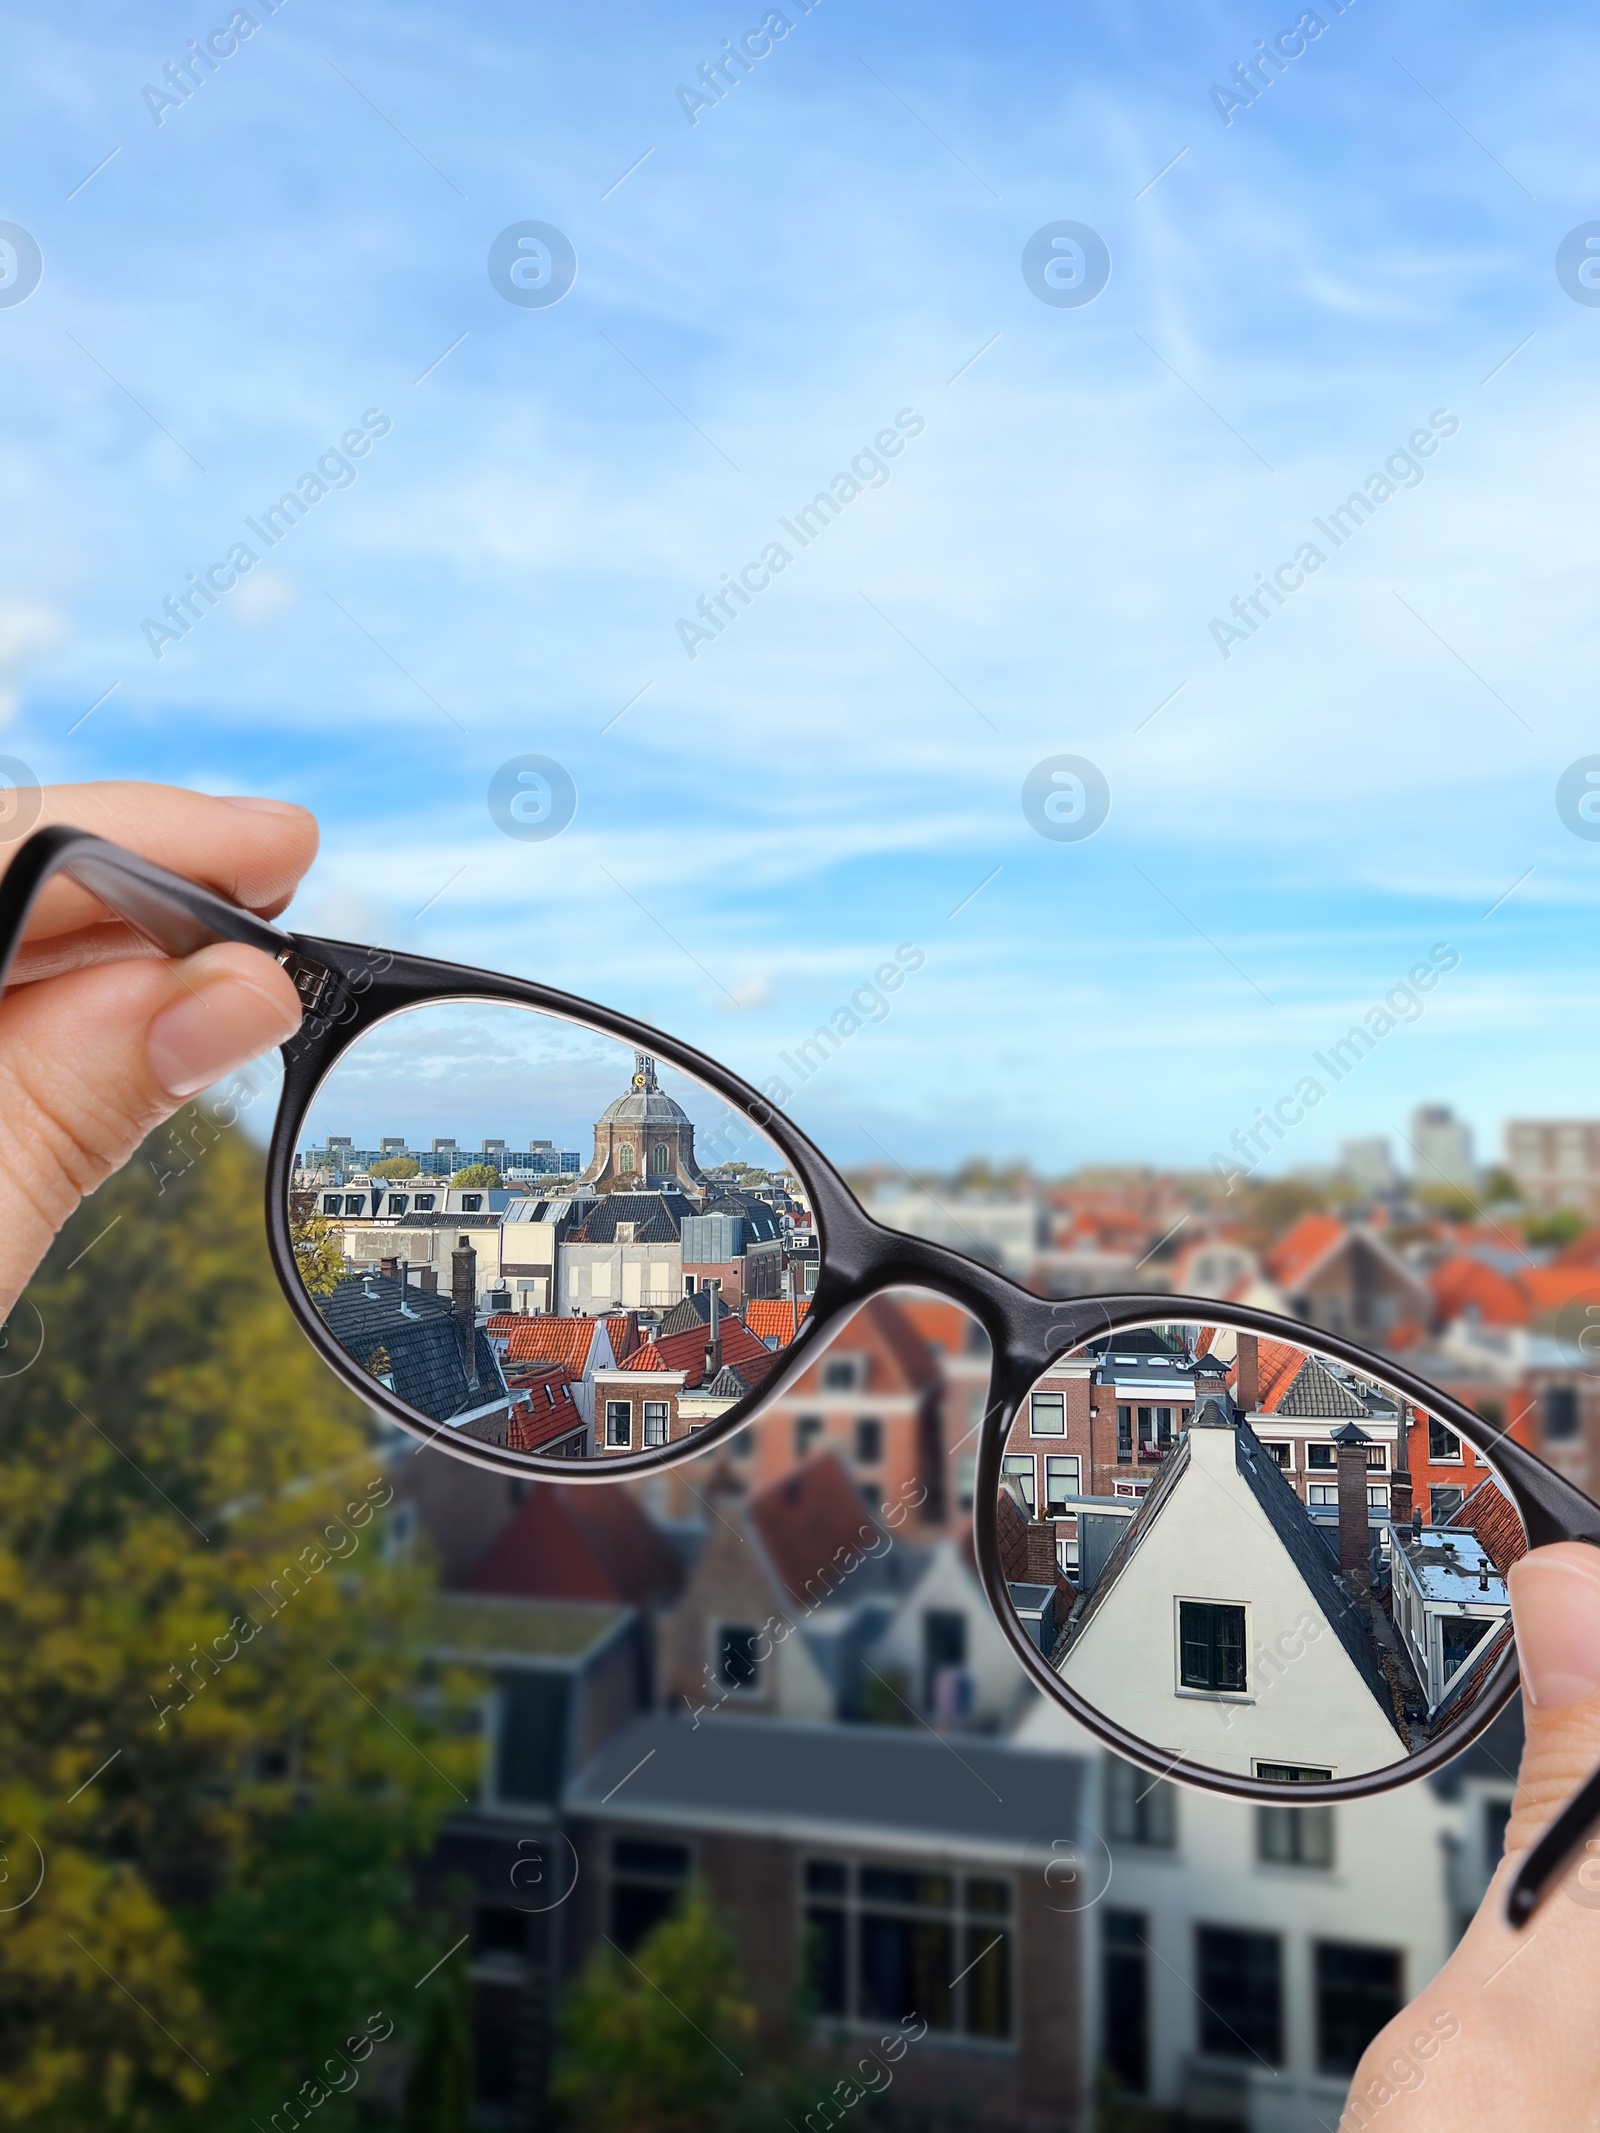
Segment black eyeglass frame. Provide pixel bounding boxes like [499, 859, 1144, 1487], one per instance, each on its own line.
[3, 822, 1597, 1924]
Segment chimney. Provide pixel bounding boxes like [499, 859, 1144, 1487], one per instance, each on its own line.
[1389, 1402, 1412, 1529]
[1235, 1333, 1259, 1412]
[379, 1256, 398, 1281]
[419, 1267, 438, 1295]
[1024, 1515, 1057, 1586]
[1332, 1421, 1372, 1593]
[452, 1236, 479, 1392]
[704, 1283, 721, 1381]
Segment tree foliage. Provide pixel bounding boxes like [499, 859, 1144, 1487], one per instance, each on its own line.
[368, 1158, 421, 1180]
[0, 1129, 476, 2127]
[448, 1164, 499, 1188]
[290, 1209, 347, 1297]
[553, 1895, 759, 2133]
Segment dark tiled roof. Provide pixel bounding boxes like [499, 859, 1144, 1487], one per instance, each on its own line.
[700, 1191, 783, 1242]
[319, 1272, 507, 1428]
[566, 1711, 1085, 1856]
[566, 1192, 695, 1245]
[1230, 1420, 1398, 1726]
[1273, 1356, 1372, 1420]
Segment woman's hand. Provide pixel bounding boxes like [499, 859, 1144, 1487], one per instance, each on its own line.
[1343, 1540, 1600, 2128]
[0, 782, 316, 1314]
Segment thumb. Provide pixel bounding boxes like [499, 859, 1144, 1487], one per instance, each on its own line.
[1505, 1541, 1600, 1857]
[0, 943, 302, 1309]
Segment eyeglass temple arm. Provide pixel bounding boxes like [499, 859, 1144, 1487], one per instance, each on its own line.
[0, 826, 307, 998]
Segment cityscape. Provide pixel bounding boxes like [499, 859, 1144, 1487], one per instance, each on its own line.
[998, 1324, 1518, 1782]
[280, 1069, 1600, 2123]
[290, 1002, 814, 1457]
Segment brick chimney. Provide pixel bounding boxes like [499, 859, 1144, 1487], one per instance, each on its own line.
[1235, 1333, 1259, 1412]
[1389, 1403, 1413, 1528]
[1024, 1516, 1056, 1586]
[379, 1256, 398, 1281]
[419, 1266, 438, 1294]
[452, 1236, 479, 1392]
[1332, 1420, 1372, 1592]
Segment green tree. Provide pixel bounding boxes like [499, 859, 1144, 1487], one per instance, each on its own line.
[0, 1129, 478, 2126]
[290, 1208, 347, 1296]
[1526, 1207, 1589, 1249]
[449, 1163, 500, 1188]
[553, 1893, 758, 2133]
[401, 1961, 472, 2132]
[370, 1156, 421, 1180]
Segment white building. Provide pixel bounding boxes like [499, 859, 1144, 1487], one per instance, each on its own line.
[863, 1538, 1034, 1729]
[1409, 1105, 1474, 1193]
[1015, 1693, 1498, 2133]
[1055, 1406, 1407, 1782]
[1389, 1523, 1510, 1718]
[861, 1182, 1043, 1280]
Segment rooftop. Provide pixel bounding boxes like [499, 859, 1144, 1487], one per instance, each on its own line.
[565, 1710, 1085, 1859]
[425, 1593, 630, 1663]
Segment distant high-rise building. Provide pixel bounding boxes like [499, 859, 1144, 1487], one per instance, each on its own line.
[1505, 1120, 1600, 1216]
[1341, 1137, 1398, 1199]
[1409, 1105, 1474, 1193]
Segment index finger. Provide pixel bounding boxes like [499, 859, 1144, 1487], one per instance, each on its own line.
[1, 781, 320, 944]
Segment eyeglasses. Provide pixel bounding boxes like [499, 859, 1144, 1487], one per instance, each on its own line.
[6, 821, 1598, 1928]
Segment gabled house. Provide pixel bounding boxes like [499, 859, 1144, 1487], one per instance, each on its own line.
[1050, 1402, 1409, 1781]
[1265, 1214, 1430, 1344]
[657, 1453, 923, 1724]
[486, 1313, 618, 1429]
[468, 1480, 687, 1615]
[860, 1537, 1032, 1730]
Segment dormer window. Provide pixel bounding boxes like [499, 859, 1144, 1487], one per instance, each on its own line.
[461, 1194, 482, 1213]
[822, 1356, 863, 1391]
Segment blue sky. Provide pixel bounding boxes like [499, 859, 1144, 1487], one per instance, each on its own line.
[4, 0, 1600, 1176]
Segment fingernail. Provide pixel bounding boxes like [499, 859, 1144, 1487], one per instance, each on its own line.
[1510, 1551, 1600, 1709]
[147, 972, 302, 1099]
[219, 795, 308, 816]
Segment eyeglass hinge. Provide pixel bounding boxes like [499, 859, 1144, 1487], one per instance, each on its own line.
[277, 951, 336, 1015]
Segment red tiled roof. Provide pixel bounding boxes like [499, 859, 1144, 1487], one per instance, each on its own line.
[1263, 1213, 1347, 1290]
[1231, 1335, 1308, 1414]
[745, 1297, 811, 1345]
[617, 1340, 675, 1375]
[1517, 1267, 1600, 1318]
[1429, 1255, 1531, 1329]
[496, 1317, 603, 1373]
[468, 1482, 684, 1607]
[1448, 1475, 1527, 1576]
[748, 1451, 886, 1606]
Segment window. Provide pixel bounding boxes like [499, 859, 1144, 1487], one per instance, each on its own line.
[1314, 1942, 1403, 2077]
[322, 1194, 341, 1214]
[1045, 1454, 1081, 1511]
[605, 1400, 631, 1448]
[610, 1837, 690, 1951]
[1030, 1391, 1065, 1435]
[1367, 1485, 1389, 1511]
[715, 1625, 762, 1694]
[1442, 1615, 1492, 1681]
[800, 1859, 1012, 2041]
[413, 1193, 435, 1210]
[1178, 1601, 1246, 1693]
[1430, 1484, 1464, 1524]
[387, 1193, 408, 1213]
[1106, 1756, 1177, 1848]
[651, 1143, 670, 1172]
[1308, 1484, 1338, 1506]
[343, 1194, 365, 1215]
[1002, 1454, 1036, 1512]
[1155, 1405, 1173, 1444]
[1306, 1442, 1335, 1469]
[461, 1193, 483, 1212]
[1262, 1441, 1291, 1469]
[1102, 1911, 1149, 2095]
[1116, 1404, 1132, 1462]
[823, 1356, 862, 1390]
[617, 1144, 636, 1172]
[855, 1417, 883, 1464]
[494, 1672, 569, 1804]
[1257, 1805, 1334, 1869]
[1255, 1762, 1332, 1783]
[473, 1904, 527, 1958]
[1543, 1387, 1581, 1444]
[643, 1400, 670, 1447]
[795, 1414, 823, 1457]
[1196, 1926, 1283, 2064]
[1428, 1415, 1462, 1462]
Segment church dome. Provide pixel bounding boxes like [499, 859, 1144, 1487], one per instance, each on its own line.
[599, 1088, 690, 1124]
